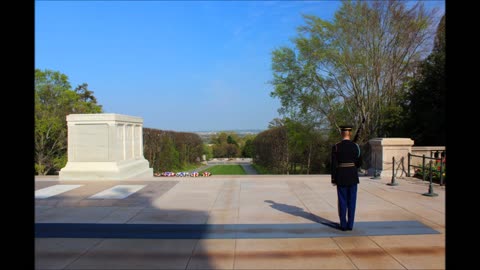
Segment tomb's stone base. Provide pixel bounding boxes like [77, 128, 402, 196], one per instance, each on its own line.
[60, 160, 152, 181]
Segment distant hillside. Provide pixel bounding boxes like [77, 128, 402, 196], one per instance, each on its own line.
[194, 129, 263, 142]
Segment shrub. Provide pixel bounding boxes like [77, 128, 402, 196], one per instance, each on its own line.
[414, 158, 446, 183]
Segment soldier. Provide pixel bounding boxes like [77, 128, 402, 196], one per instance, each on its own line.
[331, 125, 362, 231]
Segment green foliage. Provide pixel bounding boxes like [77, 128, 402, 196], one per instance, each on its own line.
[210, 132, 255, 158]
[241, 139, 254, 158]
[178, 163, 202, 172]
[158, 136, 181, 171]
[284, 118, 318, 174]
[251, 164, 271, 174]
[414, 159, 446, 184]
[73, 83, 102, 113]
[225, 144, 240, 158]
[254, 118, 339, 174]
[200, 165, 246, 175]
[52, 155, 68, 171]
[212, 143, 228, 158]
[270, 0, 436, 144]
[252, 126, 289, 174]
[143, 128, 203, 172]
[35, 69, 103, 175]
[227, 135, 237, 145]
[34, 164, 46, 175]
[378, 93, 409, 137]
[209, 132, 244, 158]
[401, 14, 445, 146]
[203, 144, 213, 160]
[174, 132, 204, 166]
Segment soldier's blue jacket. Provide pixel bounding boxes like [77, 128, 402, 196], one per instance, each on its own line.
[331, 140, 362, 186]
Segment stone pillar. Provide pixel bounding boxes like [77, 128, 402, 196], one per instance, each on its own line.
[368, 138, 414, 177]
[59, 113, 153, 180]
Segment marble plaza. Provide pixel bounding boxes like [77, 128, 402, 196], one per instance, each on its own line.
[35, 174, 445, 270]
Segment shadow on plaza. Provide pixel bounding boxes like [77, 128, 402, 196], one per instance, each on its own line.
[264, 200, 339, 230]
[34, 180, 216, 270]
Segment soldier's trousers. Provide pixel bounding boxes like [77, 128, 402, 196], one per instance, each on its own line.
[337, 184, 358, 229]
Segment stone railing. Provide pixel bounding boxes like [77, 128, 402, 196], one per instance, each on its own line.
[368, 138, 445, 177]
[411, 146, 446, 159]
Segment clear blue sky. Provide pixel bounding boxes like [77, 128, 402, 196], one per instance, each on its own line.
[35, 0, 445, 132]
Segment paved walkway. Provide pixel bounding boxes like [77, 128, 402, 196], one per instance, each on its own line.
[35, 175, 445, 269]
[240, 164, 258, 175]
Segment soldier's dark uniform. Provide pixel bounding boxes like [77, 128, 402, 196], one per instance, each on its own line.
[331, 125, 362, 231]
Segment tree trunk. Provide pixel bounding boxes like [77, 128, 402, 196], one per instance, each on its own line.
[307, 144, 312, 175]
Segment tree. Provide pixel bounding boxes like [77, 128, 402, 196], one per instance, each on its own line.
[143, 128, 163, 170]
[257, 116, 336, 174]
[270, 0, 436, 144]
[284, 118, 317, 174]
[227, 135, 237, 146]
[252, 127, 289, 174]
[241, 139, 254, 158]
[203, 143, 213, 160]
[402, 14, 445, 145]
[210, 132, 241, 158]
[210, 132, 228, 145]
[73, 83, 102, 113]
[212, 143, 228, 158]
[174, 132, 203, 166]
[143, 128, 204, 172]
[225, 144, 240, 158]
[159, 136, 181, 171]
[35, 69, 103, 175]
[268, 118, 286, 128]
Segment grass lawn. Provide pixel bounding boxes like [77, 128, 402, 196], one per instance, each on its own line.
[200, 165, 246, 175]
[178, 163, 202, 172]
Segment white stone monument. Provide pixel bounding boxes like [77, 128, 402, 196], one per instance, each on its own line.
[368, 138, 414, 177]
[59, 113, 153, 180]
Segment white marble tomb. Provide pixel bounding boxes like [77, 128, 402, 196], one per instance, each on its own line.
[59, 113, 153, 180]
